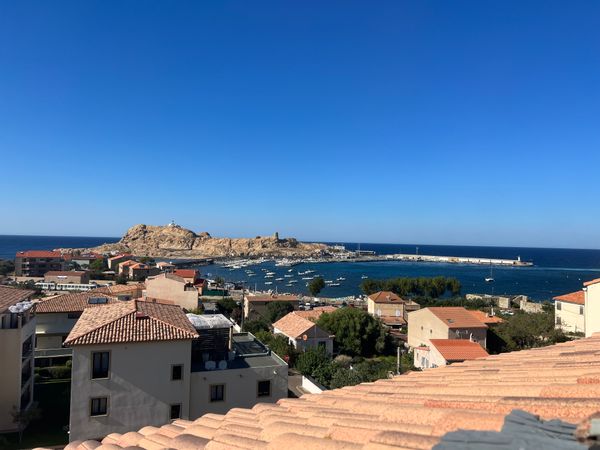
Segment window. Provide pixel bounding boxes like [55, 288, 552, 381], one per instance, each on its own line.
[170, 404, 181, 420]
[257, 380, 271, 398]
[556, 316, 562, 325]
[92, 352, 110, 379]
[580, 306, 584, 315]
[67, 312, 82, 319]
[210, 384, 225, 402]
[556, 302, 562, 310]
[90, 397, 108, 416]
[171, 364, 183, 381]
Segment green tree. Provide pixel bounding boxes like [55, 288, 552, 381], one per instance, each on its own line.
[317, 308, 387, 357]
[214, 276, 225, 287]
[242, 318, 269, 334]
[266, 301, 294, 323]
[115, 274, 128, 285]
[295, 346, 332, 380]
[217, 297, 242, 322]
[0, 259, 15, 276]
[89, 258, 107, 273]
[255, 331, 297, 365]
[308, 277, 326, 296]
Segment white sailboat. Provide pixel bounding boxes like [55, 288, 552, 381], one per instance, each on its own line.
[485, 264, 495, 283]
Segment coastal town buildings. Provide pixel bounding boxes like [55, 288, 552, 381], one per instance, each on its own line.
[107, 254, 133, 271]
[117, 260, 137, 278]
[0, 286, 36, 433]
[42, 333, 600, 449]
[554, 290, 585, 333]
[173, 269, 201, 285]
[14, 250, 64, 277]
[243, 293, 301, 319]
[273, 311, 334, 354]
[34, 291, 120, 365]
[64, 253, 103, 269]
[44, 271, 90, 285]
[156, 261, 175, 272]
[367, 291, 420, 321]
[65, 302, 287, 442]
[128, 262, 160, 281]
[144, 273, 200, 311]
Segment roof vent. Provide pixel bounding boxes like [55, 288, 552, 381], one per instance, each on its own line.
[447, 319, 454, 323]
[88, 297, 108, 304]
[135, 311, 149, 319]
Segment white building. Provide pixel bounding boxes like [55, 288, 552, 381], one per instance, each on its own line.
[0, 286, 36, 433]
[413, 339, 489, 370]
[273, 311, 334, 354]
[554, 291, 585, 333]
[65, 301, 287, 442]
[584, 278, 600, 338]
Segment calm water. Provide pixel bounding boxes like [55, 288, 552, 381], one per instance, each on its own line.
[1, 235, 599, 301]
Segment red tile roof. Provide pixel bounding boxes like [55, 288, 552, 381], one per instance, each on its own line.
[584, 278, 600, 287]
[466, 309, 504, 324]
[554, 291, 585, 306]
[35, 292, 119, 313]
[368, 291, 405, 304]
[427, 307, 488, 329]
[174, 269, 198, 279]
[46, 334, 600, 450]
[15, 250, 63, 258]
[380, 315, 407, 326]
[64, 300, 198, 346]
[429, 339, 489, 361]
[108, 254, 132, 261]
[273, 313, 318, 339]
[0, 286, 35, 313]
[294, 306, 338, 320]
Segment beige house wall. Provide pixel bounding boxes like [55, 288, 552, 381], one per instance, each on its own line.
[145, 277, 199, 310]
[189, 363, 287, 417]
[69, 340, 192, 442]
[273, 324, 334, 354]
[407, 309, 487, 349]
[413, 346, 448, 370]
[45, 273, 90, 284]
[367, 299, 404, 318]
[585, 283, 600, 338]
[0, 316, 35, 432]
[555, 301, 585, 333]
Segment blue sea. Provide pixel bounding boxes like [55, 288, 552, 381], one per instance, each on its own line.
[1, 235, 599, 301]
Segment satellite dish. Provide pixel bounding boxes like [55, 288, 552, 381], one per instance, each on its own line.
[302, 334, 308, 341]
[218, 360, 227, 370]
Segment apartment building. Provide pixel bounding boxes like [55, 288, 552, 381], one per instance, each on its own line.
[367, 291, 420, 321]
[15, 250, 64, 277]
[34, 292, 119, 365]
[243, 293, 301, 319]
[144, 272, 199, 311]
[65, 302, 287, 442]
[0, 286, 36, 432]
[107, 254, 133, 271]
[273, 311, 334, 354]
[128, 263, 160, 281]
[554, 290, 585, 333]
[173, 269, 201, 285]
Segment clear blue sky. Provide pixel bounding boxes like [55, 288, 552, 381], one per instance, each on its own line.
[1, 1, 599, 248]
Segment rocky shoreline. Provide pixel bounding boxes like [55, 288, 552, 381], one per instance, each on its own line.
[57, 224, 334, 259]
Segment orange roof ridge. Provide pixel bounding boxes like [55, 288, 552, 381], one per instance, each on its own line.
[64, 301, 137, 345]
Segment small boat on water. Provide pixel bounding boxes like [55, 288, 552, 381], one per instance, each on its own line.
[361, 275, 368, 279]
[275, 278, 284, 281]
[289, 280, 298, 284]
[337, 277, 346, 281]
[485, 264, 495, 283]
[302, 276, 314, 280]
[284, 274, 293, 278]
[265, 281, 273, 285]
[288, 269, 293, 272]
[328, 283, 341, 287]
[266, 271, 276, 276]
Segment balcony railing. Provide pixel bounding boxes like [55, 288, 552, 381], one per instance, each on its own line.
[35, 348, 73, 358]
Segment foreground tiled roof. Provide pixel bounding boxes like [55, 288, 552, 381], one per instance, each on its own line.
[273, 312, 318, 339]
[429, 339, 489, 361]
[368, 291, 405, 303]
[584, 278, 600, 287]
[466, 309, 504, 324]
[35, 292, 119, 313]
[51, 334, 600, 450]
[16, 250, 63, 258]
[555, 291, 586, 306]
[0, 286, 35, 313]
[294, 306, 338, 321]
[428, 307, 488, 329]
[64, 300, 198, 346]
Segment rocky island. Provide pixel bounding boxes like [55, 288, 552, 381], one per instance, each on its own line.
[61, 223, 333, 259]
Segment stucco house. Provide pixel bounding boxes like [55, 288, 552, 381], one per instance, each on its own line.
[413, 338, 489, 369]
[144, 272, 200, 311]
[273, 311, 334, 354]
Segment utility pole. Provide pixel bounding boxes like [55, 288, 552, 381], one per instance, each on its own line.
[397, 346, 401, 375]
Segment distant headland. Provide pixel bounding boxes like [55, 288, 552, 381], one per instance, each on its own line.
[57, 223, 333, 259]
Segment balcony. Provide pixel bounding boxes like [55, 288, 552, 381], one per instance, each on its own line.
[35, 347, 73, 358]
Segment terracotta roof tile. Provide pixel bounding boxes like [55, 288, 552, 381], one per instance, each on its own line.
[554, 291, 585, 306]
[294, 306, 338, 320]
[584, 278, 600, 287]
[273, 312, 321, 338]
[429, 339, 489, 361]
[35, 292, 120, 313]
[246, 294, 301, 303]
[174, 269, 198, 279]
[0, 285, 35, 313]
[16, 250, 63, 258]
[427, 307, 488, 329]
[466, 309, 503, 324]
[64, 300, 198, 346]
